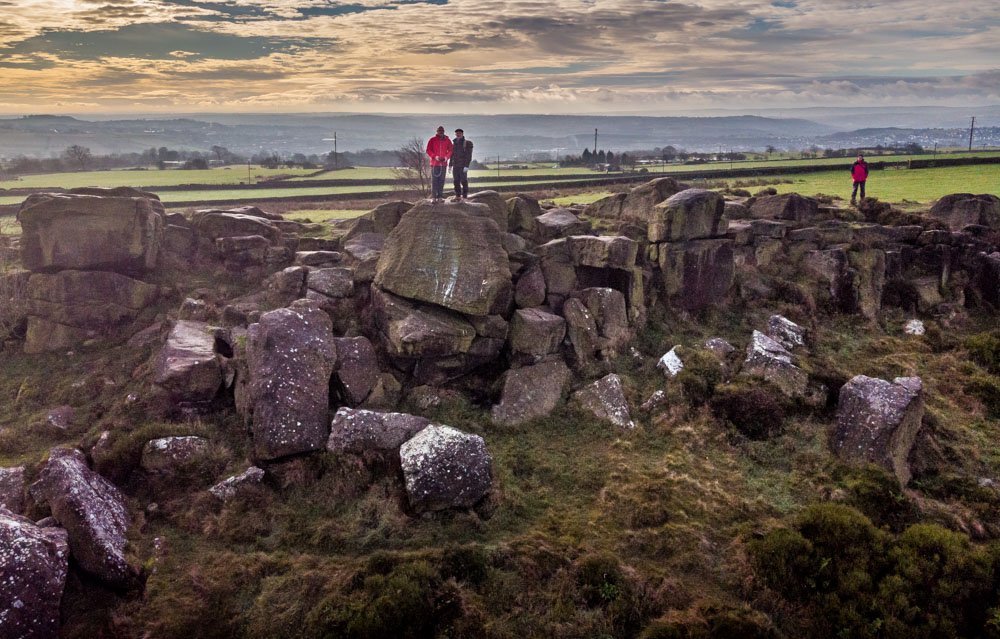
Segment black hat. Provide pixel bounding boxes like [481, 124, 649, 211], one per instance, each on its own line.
[455, 128, 464, 134]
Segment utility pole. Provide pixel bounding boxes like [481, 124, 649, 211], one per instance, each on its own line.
[497, 154, 500, 180]
[333, 131, 338, 171]
[247, 160, 251, 185]
[594, 129, 598, 162]
[969, 117, 976, 152]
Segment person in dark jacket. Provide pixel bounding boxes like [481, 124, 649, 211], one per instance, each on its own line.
[426, 126, 453, 202]
[851, 154, 869, 204]
[449, 128, 473, 200]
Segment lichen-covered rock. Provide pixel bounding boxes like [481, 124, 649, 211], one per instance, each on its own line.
[704, 337, 736, 360]
[243, 302, 337, 461]
[331, 336, 380, 406]
[342, 232, 384, 283]
[28, 448, 134, 587]
[567, 235, 638, 270]
[466, 190, 509, 232]
[649, 188, 728, 242]
[152, 320, 224, 404]
[508, 308, 566, 360]
[209, 467, 266, 502]
[140, 436, 211, 478]
[572, 374, 635, 429]
[833, 375, 924, 486]
[766, 315, 806, 350]
[657, 345, 684, 377]
[327, 408, 430, 454]
[371, 288, 476, 359]
[573, 287, 631, 353]
[295, 251, 342, 267]
[741, 330, 809, 398]
[585, 177, 685, 221]
[399, 425, 492, 513]
[929, 193, 1000, 231]
[214, 235, 270, 265]
[17, 191, 164, 272]
[491, 360, 571, 425]
[0, 507, 69, 639]
[374, 201, 512, 316]
[0, 466, 26, 514]
[507, 194, 544, 235]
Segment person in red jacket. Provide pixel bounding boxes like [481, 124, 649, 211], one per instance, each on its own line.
[426, 126, 453, 202]
[850, 154, 869, 204]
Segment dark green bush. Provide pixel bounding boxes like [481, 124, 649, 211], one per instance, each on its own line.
[709, 382, 786, 440]
[750, 504, 1000, 639]
[966, 374, 1000, 419]
[965, 330, 1000, 374]
[676, 349, 724, 406]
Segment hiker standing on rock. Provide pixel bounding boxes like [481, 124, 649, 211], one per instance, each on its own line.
[450, 128, 473, 201]
[850, 153, 869, 205]
[426, 126, 453, 202]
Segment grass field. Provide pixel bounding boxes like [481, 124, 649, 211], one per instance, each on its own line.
[0, 165, 315, 190]
[282, 209, 368, 223]
[760, 164, 1000, 203]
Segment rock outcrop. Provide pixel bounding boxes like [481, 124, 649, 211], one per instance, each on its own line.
[572, 373, 635, 429]
[153, 320, 226, 404]
[327, 408, 430, 455]
[930, 193, 1000, 230]
[491, 360, 571, 425]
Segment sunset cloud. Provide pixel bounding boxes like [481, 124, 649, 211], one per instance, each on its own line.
[0, 0, 996, 113]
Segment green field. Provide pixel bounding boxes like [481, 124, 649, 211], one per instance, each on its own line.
[763, 164, 1000, 203]
[0, 165, 315, 190]
[282, 209, 368, 223]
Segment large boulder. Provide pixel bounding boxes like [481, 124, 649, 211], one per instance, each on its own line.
[567, 235, 638, 270]
[152, 320, 224, 404]
[191, 210, 282, 244]
[242, 302, 337, 461]
[342, 232, 384, 283]
[533, 209, 591, 243]
[466, 190, 508, 232]
[507, 195, 544, 235]
[930, 193, 1000, 230]
[28, 448, 134, 587]
[750, 193, 819, 223]
[374, 201, 512, 316]
[372, 288, 476, 359]
[514, 263, 547, 308]
[648, 188, 728, 242]
[0, 507, 69, 639]
[343, 201, 412, 239]
[491, 360, 571, 425]
[656, 238, 735, 310]
[17, 192, 164, 272]
[399, 425, 492, 513]
[833, 375, 924, 486]
[572, 374, 635, 429]
[585, 177, 685, 221]
[24, 270, 159, 353]
[741, 330, 809, 398]
[327, 408, 430, 455]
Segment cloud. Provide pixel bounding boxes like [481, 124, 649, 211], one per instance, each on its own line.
[0, 21, 334, 61]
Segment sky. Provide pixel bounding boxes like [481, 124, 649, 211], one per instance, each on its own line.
[0, 0, 998, 115]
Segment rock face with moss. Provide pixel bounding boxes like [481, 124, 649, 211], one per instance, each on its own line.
[241, 302, 338, 461]
[572, 373, 635, 429]
[327, 408, 430, 454]
[834, 375, 924, 486]
[399, 425, 492, 513]
[0, 466, 27, 514]
[741, 330, 808, 398]
[28, 448, 135, 588]
[374, 201, 512, 316]
[491, 360, 571, 425]
[0, 507, 69, 639]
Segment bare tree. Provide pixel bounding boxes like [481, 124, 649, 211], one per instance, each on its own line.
[62, 145, 92, 171]
[392, 137, 429, 196]
[0, 220, 27, 343]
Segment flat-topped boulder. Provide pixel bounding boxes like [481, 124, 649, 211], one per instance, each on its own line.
[241, 301, 337, 461]
[327, 408, 430, 455]
[399, 424, 492, 513]
[153, 320, 224, 404]
[374, 201, 512, 316]
[17, 191, 164, 272]
[372, 288, 476, 359]
[0, 507, 69, 639]
[29, 448, 135, 587]
[649, 188, 728, 242]
[656, 238, 734, 310]
[491, 360, 571, 425]
[533, 208, 591, 243]
[191, 210, 282, 244]
[834, 375, 924, 486]
[929, 193, 1000, 230]
[749, 193, 820, 223]
[585, 177, 685, 221]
